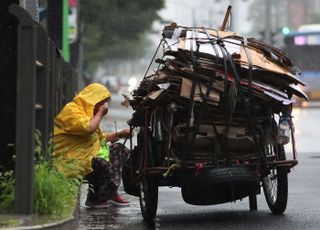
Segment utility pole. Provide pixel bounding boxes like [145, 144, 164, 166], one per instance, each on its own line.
[264, 0, 272, 43]
[20, 0, 39, 22]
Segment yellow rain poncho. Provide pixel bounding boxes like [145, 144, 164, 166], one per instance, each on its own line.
[53, 83, 111, 177]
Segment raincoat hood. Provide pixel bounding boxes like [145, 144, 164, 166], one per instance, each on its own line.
[74, 83, 111, 117]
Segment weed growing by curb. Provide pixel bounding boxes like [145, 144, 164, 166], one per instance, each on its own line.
[0, 171, 15, 212]
[0, 131, 82, 217]
[34, 161, 81, 216]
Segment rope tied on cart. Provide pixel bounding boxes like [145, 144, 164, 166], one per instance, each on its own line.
[163, 163, 180, 178]
[218, 40, 266, 164]
[143, 38, 165, 80]
[185, 28, 228, 159]
[185, 29, 201, 148]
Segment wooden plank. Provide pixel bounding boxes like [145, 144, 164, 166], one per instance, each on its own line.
[220, 5, 232, 31]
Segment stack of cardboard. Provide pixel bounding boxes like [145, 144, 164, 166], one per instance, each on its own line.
[128, 23, 307, 162]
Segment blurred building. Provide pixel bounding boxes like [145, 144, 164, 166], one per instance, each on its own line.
[250, 0, 320, 34]
[97, 0, 254, 90]
[286, 0, 320, 30]
[155, 0, 253, 34]
[97, 0, 255, 91]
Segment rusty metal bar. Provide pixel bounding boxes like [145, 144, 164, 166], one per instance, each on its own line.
[137, 158, 298, 179]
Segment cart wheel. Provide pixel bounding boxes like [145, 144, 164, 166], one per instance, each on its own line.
[262, 144, 288, 215]
[122, 162, 139, 197]
[139, 176, 158, 222]
[122, 147, 140, 197]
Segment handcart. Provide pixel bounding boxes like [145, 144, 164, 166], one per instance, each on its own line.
[122, 19, 307, 222]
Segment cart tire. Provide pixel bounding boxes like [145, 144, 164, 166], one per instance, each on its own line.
[181, 166, 260, 205]
[122, 162, 139, 197]
[139, 176, 158, 222]
[122, 146, 140, 197]
[262, 144, 288, 215]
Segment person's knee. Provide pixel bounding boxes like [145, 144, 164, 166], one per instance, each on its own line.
[110, 142, 124, 149]
[111, 143, 129, 154]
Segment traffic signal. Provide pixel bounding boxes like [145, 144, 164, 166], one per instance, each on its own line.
[281, 26, 291, 35]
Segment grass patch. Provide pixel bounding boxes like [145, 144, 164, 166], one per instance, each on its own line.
[0, 171, 15, 213]
[0, 162, 81, 218]
[0, 131, 82, 219]
[33, 161, 81, 217]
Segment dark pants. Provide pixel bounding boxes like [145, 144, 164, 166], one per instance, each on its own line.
[86, 143, 129, 203]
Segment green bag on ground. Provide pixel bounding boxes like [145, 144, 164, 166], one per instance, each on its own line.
[96, 139, 110, 161]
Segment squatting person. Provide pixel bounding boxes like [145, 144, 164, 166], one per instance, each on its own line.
[53, 83, 131, 208]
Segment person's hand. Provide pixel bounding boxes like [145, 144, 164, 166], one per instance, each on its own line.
[97, 102, 109, 117]
[90, 101, 109, 132]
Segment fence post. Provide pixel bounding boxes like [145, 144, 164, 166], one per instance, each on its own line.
[56, 51, 64, 112]
[36, 24, 50, 155]
[47, 40, 56, 135]
[62, 62, 73, 105]
[10, 4, 37, 215]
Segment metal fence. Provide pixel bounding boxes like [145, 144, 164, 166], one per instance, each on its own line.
[9, 4, 78, 214]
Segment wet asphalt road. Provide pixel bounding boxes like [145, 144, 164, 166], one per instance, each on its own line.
[78, 99, 320, 230]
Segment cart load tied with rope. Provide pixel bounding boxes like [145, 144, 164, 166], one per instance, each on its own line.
[122, 9, 308, 222]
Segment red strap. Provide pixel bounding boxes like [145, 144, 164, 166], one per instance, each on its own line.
[195, 163, 204, 175]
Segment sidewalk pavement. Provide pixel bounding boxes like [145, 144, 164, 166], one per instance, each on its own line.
[77, 184, 142, 230]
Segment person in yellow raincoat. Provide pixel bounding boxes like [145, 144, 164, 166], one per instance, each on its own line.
[53, 83, 131, 208]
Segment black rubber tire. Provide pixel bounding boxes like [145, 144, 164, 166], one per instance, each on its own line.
[139, 176, 158, 222]
[138, 129, 158, 222]
[181, 166, 260, 205]
[122, 161, 139, 197]
[262, 144, 288, 215]
[122, 146, 140, 197]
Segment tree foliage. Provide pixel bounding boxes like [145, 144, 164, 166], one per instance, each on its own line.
[80, 0, 164, 72]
